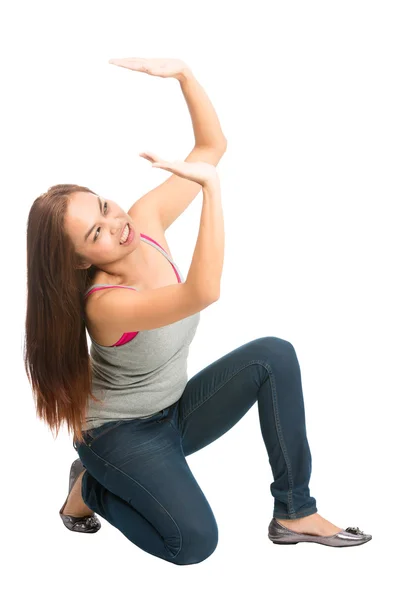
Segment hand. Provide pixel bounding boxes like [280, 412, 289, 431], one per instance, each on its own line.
[108, 57, 191, 80]
[139, 151, 219, 187]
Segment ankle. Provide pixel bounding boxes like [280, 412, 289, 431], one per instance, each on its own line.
[278, 513, 319, 523]
[62, 471, 92, 515]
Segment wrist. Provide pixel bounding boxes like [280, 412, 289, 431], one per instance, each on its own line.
[176, 67, 194, 83]
[202, 177, 221, 193]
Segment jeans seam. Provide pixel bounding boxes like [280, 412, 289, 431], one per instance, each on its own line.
[181, 358, 296, 516]
[84, 445, 183, 559]
[252, 359, 296, 516]
[181, 361, 256, 422]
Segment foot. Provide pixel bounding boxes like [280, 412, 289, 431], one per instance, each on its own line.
[61, 470, 94, 518]
[275, 513, 342, 537]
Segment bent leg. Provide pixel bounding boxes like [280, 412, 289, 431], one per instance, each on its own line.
[173, 336, 318, 519]
[75, 417, 218, 566]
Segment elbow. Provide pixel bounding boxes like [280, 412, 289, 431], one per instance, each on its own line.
[208, 288, 220, 303]
[199, 289, 220, 307]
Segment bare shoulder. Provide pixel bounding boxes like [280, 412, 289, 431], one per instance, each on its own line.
[128, 201, 173, 257]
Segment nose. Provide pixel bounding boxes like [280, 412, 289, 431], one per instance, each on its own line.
[111, 221, 123, 235]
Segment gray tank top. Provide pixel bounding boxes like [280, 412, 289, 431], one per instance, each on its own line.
[82, 233, 201, 431]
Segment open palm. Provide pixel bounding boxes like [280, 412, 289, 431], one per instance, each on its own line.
[108, 57, 188, 79]
[139, 151, 218, 187]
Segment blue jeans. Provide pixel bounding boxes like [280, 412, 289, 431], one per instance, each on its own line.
[74, 336, 317, 565]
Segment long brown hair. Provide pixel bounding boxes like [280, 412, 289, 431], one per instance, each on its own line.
[23, 184, 103, 444]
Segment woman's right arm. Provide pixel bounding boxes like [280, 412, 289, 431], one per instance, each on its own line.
[138, 152, 225, 304]
[88, 162, 225, 333]
[185, 177, 224, 302]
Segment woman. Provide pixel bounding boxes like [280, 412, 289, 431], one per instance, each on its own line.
[24, 57, 371, 564]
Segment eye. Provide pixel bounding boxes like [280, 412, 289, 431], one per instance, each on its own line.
[94, 201, 108, 242]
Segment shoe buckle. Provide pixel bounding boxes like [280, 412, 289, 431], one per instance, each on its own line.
[345, 526, 364, 535]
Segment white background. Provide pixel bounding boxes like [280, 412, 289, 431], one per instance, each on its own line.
[2, 0, 398, 598]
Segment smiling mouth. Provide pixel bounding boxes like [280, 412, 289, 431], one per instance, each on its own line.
[119, 223, 130, 243]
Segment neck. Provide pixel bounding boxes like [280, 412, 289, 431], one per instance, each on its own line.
[92, 235, 148, 286]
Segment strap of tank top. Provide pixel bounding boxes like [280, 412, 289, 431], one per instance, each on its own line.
[83, 232, 180, 299]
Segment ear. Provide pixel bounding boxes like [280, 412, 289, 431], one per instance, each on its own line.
[74, 251, 92, 270]
[75, 260, 92, 270]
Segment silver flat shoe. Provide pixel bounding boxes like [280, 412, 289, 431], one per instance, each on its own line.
[268, 517, 372, 547]
[59, 458, 101, 533]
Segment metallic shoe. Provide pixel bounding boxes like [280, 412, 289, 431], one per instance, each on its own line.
[268, 517, 372, 547]
[59, 458, 101, 533]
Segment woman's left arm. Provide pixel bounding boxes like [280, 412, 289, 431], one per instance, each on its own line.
[108, 57, 227, 229]
[176, 67, 227, 148]
[133, 68, 227, 230]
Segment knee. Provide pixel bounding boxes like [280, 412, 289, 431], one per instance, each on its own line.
[249, 337, 299, 371]
[172, 527, 219, 566]
[254, 336, 295, 355]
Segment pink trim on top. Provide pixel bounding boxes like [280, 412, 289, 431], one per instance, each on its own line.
[138, 233, 182, 282]
[140, 232, 166, 251]
[84, 233, 181, 347]
[84, 284, 136, 301]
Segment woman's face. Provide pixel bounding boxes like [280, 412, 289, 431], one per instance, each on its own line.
[65, 191, 138, 268]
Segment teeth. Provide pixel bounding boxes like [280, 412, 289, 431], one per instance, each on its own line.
[120, 224, 129, 243]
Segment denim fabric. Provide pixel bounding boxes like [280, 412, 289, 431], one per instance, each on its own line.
[73, 336, 317, 565]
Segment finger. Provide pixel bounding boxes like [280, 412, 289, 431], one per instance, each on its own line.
[109, 58, 138, 63]
[153, 165, 173, 172]
[140, 151, 166, 163]
[152, 162, 173, 170]
[109, 58, 149, 72]
[139, 151, 158, 159]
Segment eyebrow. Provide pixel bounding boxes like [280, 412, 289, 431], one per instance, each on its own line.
[84, 195, 102, 242]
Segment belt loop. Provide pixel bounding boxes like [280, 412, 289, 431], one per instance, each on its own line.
[157, 408, 168, 422]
